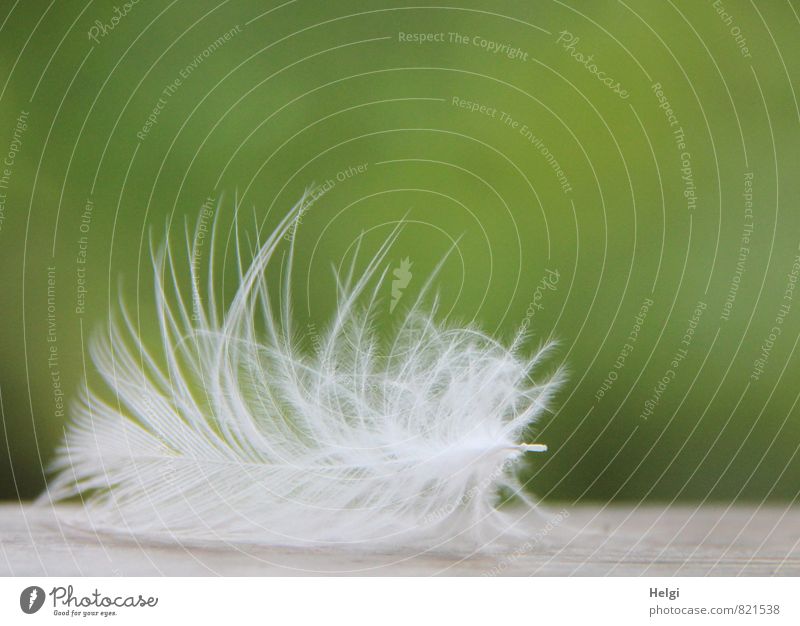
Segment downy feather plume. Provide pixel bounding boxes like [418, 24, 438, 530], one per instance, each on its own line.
[43, 193, 565, 549]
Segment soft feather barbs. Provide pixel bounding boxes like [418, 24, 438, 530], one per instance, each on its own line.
[44, 192, 564, 549]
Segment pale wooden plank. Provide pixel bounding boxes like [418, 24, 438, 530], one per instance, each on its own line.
[1, 503, 798, 576]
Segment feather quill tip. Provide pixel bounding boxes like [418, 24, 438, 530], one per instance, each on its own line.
[518, 443, 548, 452]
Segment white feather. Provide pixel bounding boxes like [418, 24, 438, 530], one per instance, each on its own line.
[43, 193, 565, 549]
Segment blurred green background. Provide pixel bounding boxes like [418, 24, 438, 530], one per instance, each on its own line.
[1, 0, 800, 503]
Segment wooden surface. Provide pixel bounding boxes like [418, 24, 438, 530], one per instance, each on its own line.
[1, 503, 799, 576]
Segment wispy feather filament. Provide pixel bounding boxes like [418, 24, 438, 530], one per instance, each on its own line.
[44, 193, 564, 550]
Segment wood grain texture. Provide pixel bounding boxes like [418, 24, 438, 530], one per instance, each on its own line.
[1, 503, 798, 576]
